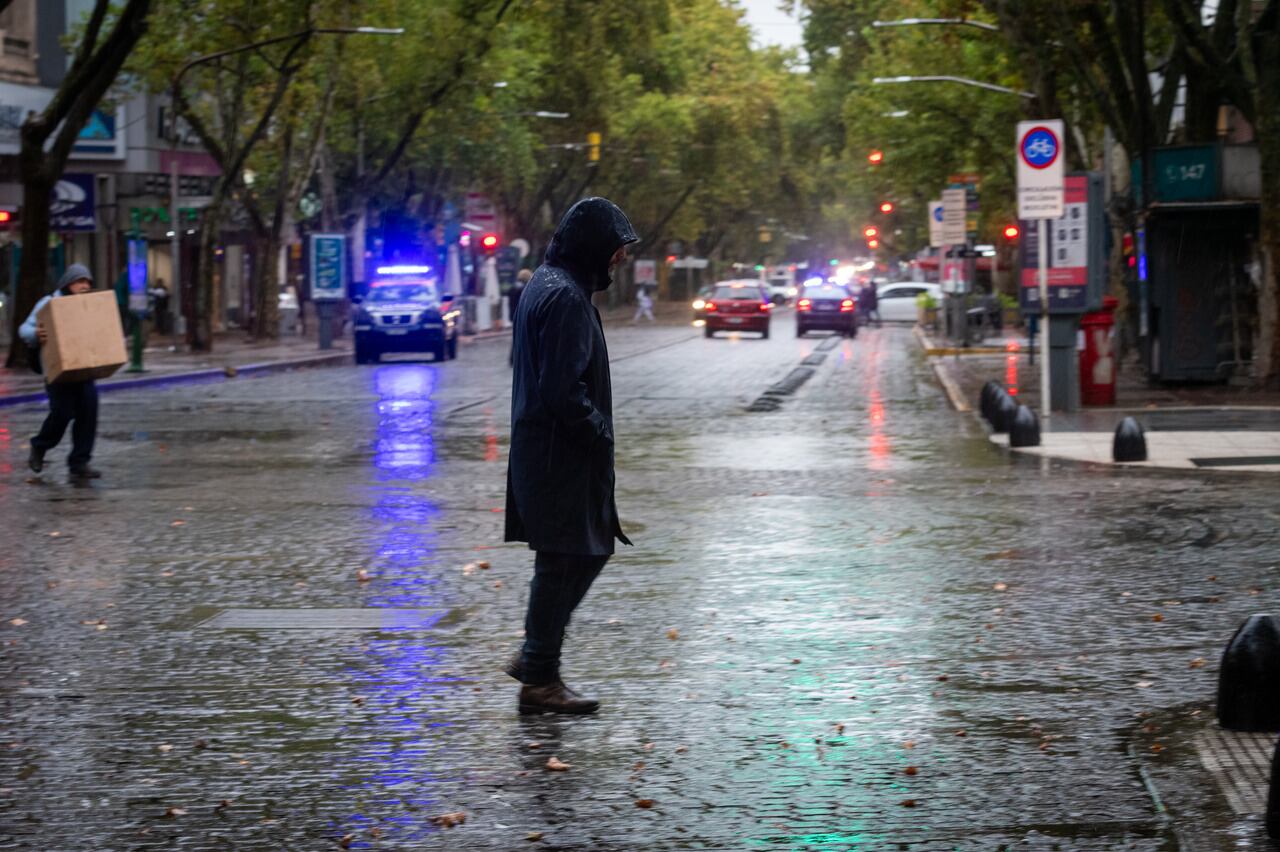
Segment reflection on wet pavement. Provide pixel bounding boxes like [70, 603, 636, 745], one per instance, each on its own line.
[0, 317, 1276, 848]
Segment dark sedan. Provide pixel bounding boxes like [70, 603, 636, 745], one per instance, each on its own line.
[795, 282, 857, 338]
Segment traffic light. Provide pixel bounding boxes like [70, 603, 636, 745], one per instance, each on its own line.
[1122, 232, 1136, 268]
[481, 233, 499, 254]
[863, 226, 879, 239]
[1002, 224, 1020, 241]
[867, 150, 884, 165]
[879, 201, 895, 214]
[587, 131, 601, 163]
[828, 258, 839, 266]
[867, 238, 880, 250]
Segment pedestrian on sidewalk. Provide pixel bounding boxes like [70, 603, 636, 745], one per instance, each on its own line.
[859, 281, 881, 328]
[504, 197, 638, 715]
[20, 264, 103, 482]
[508, 268, 532, 367]
[632, 283, 655, 323]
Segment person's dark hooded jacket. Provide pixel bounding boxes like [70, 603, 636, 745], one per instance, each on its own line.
[505, 198, 639, 555]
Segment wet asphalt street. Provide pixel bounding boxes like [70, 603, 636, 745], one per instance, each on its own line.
[2, 308, 1279, 850]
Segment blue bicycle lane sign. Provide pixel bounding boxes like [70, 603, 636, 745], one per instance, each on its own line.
[1020, 125, 1060, 169]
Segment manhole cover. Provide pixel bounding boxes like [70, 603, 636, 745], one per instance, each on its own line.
[195, 608, 445, 630]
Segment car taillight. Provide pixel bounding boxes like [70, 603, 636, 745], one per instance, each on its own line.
[759, 302, 772, 312]
[840, 299, 854, 312]
[705, 301, 718, 312]
[797, 299, 811, 311]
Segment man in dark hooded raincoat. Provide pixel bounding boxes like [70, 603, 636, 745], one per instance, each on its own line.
[504, 197, 638, 715]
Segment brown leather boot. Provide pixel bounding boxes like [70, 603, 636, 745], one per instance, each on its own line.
[518, 680, 600, 715]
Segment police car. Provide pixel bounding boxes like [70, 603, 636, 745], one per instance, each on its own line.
[352, 265, 460, 364]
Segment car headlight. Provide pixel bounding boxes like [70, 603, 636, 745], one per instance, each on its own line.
[787, 287, 798, 297]
[692, 299, 705, 310]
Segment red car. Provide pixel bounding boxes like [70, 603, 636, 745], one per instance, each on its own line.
[703, 281, 772, 338]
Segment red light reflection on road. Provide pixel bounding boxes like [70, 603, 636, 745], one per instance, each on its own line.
[864, 343, 890, 469]
[1005, 353, 1019, 397]
[483, 408, 499, 463]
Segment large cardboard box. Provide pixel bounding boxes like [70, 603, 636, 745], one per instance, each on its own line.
[38, 290, 127, 383]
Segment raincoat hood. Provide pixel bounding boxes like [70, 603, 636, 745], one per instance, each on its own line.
[544, 197, 638, 292]
[55, 264, 93, 295]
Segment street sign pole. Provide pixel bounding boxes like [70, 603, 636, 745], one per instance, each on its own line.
[1016, 119, 1065, 418]
[1038, 218, 1051, 420]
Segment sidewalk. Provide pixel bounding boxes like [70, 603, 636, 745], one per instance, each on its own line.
[919, 324, 1280, 472]
[0, 331, 352, 407]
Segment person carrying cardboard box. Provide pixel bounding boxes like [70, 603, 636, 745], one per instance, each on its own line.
[19, 264, 103, 481]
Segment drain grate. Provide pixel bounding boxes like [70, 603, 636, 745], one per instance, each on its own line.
[1190, 455, 1280, 468]
[195, 608, 445, 630]
[1193, 727, 1276, 814]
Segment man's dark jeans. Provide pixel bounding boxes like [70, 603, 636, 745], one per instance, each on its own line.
[518, 551, 609, 685]
[32, 380, 97, 469]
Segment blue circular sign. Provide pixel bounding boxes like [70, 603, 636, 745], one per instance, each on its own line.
[932, 206, 944, 222]
[1020, 126, 1059, 170]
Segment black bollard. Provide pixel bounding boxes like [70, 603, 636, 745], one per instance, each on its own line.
[1113, 416, 1147, 462]
[1009, 405, 1041, 447]
[992, 392, 1018, 434]
[1217, 614, 1280, 731]
[980, 381, 1002, 424]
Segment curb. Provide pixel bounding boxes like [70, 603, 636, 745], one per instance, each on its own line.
[914, 325, 971, 413]
[0, 349, 351, 409]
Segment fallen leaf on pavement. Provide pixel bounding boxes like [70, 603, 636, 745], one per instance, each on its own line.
[1189, 658, 1206, 669]
[674, 745, 687, 753]
[339, 835, 354, 849]
[992, 582, 1008, 592]
[902, 741, 915, 749]
[634, 799, 655, 809]
[1150, 743, 1165, 753]
[9, 619, 26, 627]
[954, 730, 967, 737]
[903, 766, 918, 776]
[214, 799, 230, 811]
[545, 756, 571, 771]
[900, 799, 917, 808]
[1135, 681, 1153, 688]
[526, 832, 544, 841]
[428, 812, 466, 827]
[526, 742, 541, 750]
[163, 807, 187, 817]
[476, 560, 491, 570]
[171, 520, 186, 527]
[356, 569, 371, 583]
[493, 580, 504, 589]
[462, 563, 479, 576]
[1151, 614, 1164, 622]
[157, 744, 173, 753]
[666, 628, 679, 640]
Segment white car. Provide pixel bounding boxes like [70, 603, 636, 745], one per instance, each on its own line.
[875, 282, 941, 323]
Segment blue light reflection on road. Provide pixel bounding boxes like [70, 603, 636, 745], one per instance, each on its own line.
[337, 363, 455, 844]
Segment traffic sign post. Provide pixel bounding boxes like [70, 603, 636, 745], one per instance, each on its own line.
[1017, 120, 1065, 419]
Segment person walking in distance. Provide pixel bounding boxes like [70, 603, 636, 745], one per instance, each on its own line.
[508, 268, 532, 367]
[859, 281, 881, 328]
[504, 197, 638, 715]
[632, 283, 654, 323]
[20, 264, 102, 482]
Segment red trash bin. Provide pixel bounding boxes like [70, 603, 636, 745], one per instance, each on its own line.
[1079, 296, 1119, 405]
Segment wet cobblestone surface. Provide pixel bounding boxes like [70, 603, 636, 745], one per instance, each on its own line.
[1, 311, 1278, 849]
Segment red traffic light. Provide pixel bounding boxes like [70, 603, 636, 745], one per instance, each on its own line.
[1002, 224, 1020, 240]
[879, 201, 895, 214]
[481, 233, 499, 251]
[863, 226, 879, 238]
[867, 150, 884, 164]
[0, 210, 11, 224]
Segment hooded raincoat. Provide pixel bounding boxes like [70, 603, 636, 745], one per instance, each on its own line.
[504, 198, 639, 555]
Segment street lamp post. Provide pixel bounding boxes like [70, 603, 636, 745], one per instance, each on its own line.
[872, 17, 1000, 33]
[167, 25, 404, 350]
[871, 75, 1035, 100]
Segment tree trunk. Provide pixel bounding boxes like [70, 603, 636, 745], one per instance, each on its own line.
[6, 164, 53, 367]
[1253, 29, 1280, 387]
[251, 234, 280, 340]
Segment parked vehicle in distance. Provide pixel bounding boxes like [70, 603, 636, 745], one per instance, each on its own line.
[352, 266, 461, 364]
[703, 280, 772, 338]
[765, 267, 798, 304]
[876, 282, 942, 323]
[796, 281, 857, 337]
[691, 285, 714, 324]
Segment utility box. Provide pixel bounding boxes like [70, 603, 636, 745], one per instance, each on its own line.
[38, 290, 127, 384]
